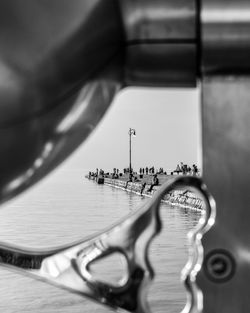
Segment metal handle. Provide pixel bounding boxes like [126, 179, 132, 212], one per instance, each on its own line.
[0, 177, 215, 313]
[0, 1, 250, 312]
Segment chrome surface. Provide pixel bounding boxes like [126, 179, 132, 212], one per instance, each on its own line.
[0, 0, 197, 204]
[0, 79, 120, 204]
[120, 0, 196, 41]
[0, 0, 123, 203]
[0, 177, 214, 313]
[198, 76, 250, 313]
[201, 0, 250, 74]
[121, 0, 197, 86]
[0, 1, 250, 312]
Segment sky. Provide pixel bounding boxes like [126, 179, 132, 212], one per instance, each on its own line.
[63, 87, 201, 173]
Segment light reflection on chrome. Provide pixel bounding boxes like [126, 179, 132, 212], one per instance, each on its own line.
[0, 176, 215, 313]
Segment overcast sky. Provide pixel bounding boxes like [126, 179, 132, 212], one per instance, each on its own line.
[63, 87, 201, 173]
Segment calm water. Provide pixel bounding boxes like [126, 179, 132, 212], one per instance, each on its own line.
[0, 169, 201, 313]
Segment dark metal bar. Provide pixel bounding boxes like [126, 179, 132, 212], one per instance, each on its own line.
[120, 0, 197, 86]
[201, 0, 250, 74]
[198, 76, 250, 313]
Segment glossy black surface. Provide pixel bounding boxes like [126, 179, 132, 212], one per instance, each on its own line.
[121, 0, 197, 86]
[0, 0, 197, 204]
[201, 0, 250, 74]
[0, 0, 123, 203]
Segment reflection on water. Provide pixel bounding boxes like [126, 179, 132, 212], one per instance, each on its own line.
[149, 204, 200, 313]
[0, 169, 201, 313]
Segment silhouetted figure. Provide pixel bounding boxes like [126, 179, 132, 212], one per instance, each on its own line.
[175, 164, 181, 174]
[180, 162, 185, 174]
[192, 164, 198, 176]
[129, 173, 133, 182]
[182, 164, 188, 175]
[99, 169, 104, 176]
[140, 182, 146, 195]
[147, 174, 159, 192]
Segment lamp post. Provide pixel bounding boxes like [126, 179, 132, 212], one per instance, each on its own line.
[128, 128, 136, 177]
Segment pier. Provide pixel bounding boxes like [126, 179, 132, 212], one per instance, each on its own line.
[86, 173, 203, 211]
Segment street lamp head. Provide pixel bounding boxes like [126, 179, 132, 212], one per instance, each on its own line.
[129, 128, 136, 136]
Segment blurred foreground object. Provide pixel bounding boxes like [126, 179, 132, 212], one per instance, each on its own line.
[0, 0, 196, 203]
[0, 1, 250, 312]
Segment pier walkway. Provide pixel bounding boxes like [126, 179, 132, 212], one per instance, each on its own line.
[86, 173, 203, 211]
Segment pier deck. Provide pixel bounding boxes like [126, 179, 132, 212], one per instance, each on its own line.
[86, 174, 203, 211]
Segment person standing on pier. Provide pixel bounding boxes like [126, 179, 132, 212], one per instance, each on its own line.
[175, 164, 181, 174]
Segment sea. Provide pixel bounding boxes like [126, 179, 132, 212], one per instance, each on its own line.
[0, 169, 201, 313]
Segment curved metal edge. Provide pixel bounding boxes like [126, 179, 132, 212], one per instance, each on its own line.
[180, 180, 216, 313]
[0, 78, 121, 205]
[0, 176, 215, 313]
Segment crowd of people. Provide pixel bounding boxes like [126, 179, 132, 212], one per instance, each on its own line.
[138, 166, 166, 175]
[88, 168, 105, 178]
[88, 163, 199, 181]
[173, 162, 198, 176]
[123, 166, 166, 175]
